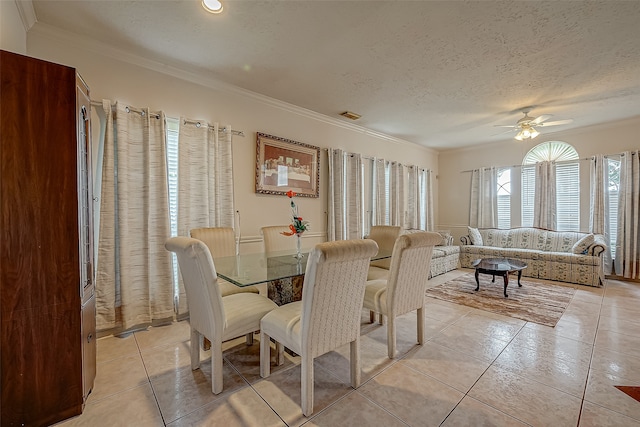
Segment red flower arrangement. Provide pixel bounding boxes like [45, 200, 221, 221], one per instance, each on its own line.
[281, 190, 310, 236]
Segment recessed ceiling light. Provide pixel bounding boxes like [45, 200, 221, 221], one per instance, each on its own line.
[340, 111, 361, 120]
[202, 0, 223, 14]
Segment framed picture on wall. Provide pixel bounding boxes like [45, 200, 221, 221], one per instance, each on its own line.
[255, 132, 320, 198]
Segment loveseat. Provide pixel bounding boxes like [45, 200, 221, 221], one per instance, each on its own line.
[460, 227, 606, 287]
[367, 228, 460, 281]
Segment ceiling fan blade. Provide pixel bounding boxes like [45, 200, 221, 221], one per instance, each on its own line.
[492, 128, 516, 136]
[538, 119, 574, 127]
[531, 114, 552, 125]
[494, 124, 517, 128]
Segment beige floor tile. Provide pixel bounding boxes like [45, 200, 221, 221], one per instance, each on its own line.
[134, 321, 191, 351]
[140, 340, 194, 380]
[468, 365, 582, 426]
[401, 341, 491, 393]
[598, 315, 640, 338]
[493, 342, 589, 398]
[358, 363, 464, 426]
[252, 362, 353, 427]
[423, 298, 473, 323]
[430, 323, 511, 362]
[54, 384, 163, 427]
[595, 329, 640, 356]
[224, 337, 298, 384]
[590, 346, 640, 382]
[510, 326, 594, 365]
[579, 401, 640, 427]
[599, 304, 640, 322]
[96, 333, 140, 363]
[304, 391, 407, 427]
[167, 386, 286, 427]
[90, 353, 150, 402]
[450, 310, 524, 341]
[525, 317, 598, 344]
[566, 298, 602, 316]
[441, 396, 530, 427]
[314, 334, 398, 384]
[572, 287, 604, 304]
[584, 369, 640, 421]
[151, 359, 248, 424]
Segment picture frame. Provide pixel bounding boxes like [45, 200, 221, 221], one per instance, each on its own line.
[255, 132, 320, 198]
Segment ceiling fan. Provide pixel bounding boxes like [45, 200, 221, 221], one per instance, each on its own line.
[496, 108, 574, 140]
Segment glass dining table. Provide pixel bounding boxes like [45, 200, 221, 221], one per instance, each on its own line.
[214, 247, 391, 305]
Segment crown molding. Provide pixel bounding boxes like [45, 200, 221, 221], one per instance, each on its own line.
[15, 0, 36, 31]
[29, 22, 435, 153]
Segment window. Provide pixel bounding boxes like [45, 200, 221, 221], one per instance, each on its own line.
[608, 157, 621, 259]
[521, 141, 580, 231]
[497, 168, 511, 229]
[166, 117, 180, 298]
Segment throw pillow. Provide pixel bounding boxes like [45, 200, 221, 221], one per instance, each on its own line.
[467, 226, 483, 246]
[437, 230, 453, 246]
[572, 234, 595, 254]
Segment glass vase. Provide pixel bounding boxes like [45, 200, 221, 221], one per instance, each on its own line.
[294, 233, 303, 259]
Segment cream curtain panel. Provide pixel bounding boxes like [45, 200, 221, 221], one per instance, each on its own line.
[407, 165, 434, 231]
[389, 162, 406, 228]
[372, 158, 387, 226]
[533, 161, 557, 230]
[327, 149, 363, 240]
[175, 119, 235, 315]
[470, 167, 498, 229]
[589, 155, 613, 274]
[95, 101, 174, 332]
[614, 151, 640, 279]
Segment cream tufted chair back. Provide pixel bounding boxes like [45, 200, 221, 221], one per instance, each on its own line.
[261, 225, 297, 256]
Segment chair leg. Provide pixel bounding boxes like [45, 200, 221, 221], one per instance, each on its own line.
[350, 337, 361, 388]
[378, 313, 384, 325]
[301, 353, 314, 417]
[212, 339, 223, 394]
[369, 310, 375, 323]
[417, 306, 425, 345]
[246, 332, 254, 346]
[260, 330, 271, 378]
[190, 327, 201, 370]
[387, 315, 396, 359]
[276, 341, 284, 366]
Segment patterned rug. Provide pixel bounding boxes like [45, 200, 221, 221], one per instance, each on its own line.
[425, 273, 577, 327]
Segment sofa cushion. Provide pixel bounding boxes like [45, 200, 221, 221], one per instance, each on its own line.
[468, 227, 483, 245]
[572, 233, 595, 254]
[434, 245, 460, 256]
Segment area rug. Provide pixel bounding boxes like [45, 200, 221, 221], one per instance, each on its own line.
[425, 273, 576, 327]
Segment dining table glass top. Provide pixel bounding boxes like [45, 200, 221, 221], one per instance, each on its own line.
[214, 247, 391, 287]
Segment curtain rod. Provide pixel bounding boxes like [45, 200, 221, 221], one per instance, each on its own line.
[180, 118, 245, 137]
[459, 154, 631, 173]
[323, 148, 431, 172]
[89, 101, 244, 136]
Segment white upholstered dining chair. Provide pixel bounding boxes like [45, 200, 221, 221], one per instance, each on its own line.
[165, 236, 278, 394]
[190, 227, 259, 296]
[363, 231, 441, 358]
[366, 225, 401, 280]
[260, 225, 297, 256]
[259, 239, 379, 417]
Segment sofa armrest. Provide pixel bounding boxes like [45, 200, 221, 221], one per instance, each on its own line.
[460, 235, 472, 245]
[589, 234, 607, 257]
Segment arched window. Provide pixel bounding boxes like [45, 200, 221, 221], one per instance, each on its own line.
[521, 141, 580, 231]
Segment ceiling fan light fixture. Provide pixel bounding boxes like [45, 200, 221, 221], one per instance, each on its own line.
[515, 125, 539, 141]
[202, 0, 223, 14]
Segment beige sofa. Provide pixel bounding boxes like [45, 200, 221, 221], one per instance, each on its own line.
[367, 228, 460, 281]
[460, 227, 606, 287]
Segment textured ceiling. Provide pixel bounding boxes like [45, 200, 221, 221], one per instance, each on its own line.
[30, 1, 640, 150]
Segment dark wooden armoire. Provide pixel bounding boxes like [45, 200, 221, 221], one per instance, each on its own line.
[0, 50, 96, 426]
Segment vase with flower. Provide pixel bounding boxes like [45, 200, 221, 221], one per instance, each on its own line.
[280, 190, 309, 259]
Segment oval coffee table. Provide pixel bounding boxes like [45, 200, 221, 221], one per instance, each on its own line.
[471, 258, 528, 297]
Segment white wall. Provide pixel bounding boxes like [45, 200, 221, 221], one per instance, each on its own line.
[26, 25, 438, 253]
[0, 0, 27, 54]
[439, 116, 640, 243]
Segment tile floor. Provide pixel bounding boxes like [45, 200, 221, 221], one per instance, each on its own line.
[56, 269, 640, 426]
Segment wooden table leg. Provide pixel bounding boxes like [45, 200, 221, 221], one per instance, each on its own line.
[517, 270, 523, 287]
[503, 272, 509, 297]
